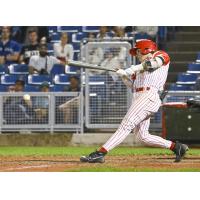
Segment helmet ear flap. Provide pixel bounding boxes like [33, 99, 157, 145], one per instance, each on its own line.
[129, 48, 137, 56]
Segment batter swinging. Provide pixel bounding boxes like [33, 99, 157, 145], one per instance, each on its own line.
[80, 39, 189, 163]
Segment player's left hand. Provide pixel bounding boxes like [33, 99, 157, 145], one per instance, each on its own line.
[116, 69, 128, 77]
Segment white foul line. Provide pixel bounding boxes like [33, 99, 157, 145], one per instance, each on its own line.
[0, 164, 51, 172]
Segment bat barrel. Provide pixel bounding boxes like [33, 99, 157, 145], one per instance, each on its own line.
[67, 60, 116, 72]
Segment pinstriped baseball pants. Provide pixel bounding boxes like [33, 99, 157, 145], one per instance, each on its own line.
[103, 90, 172, 151]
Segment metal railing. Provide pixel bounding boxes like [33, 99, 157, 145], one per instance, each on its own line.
[0, 92, 83, 133]
[163, 91, 200, 103]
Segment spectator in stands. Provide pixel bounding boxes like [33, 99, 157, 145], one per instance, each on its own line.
[118, 46, 127, 62]
[3, 80, 36, 124]
[81, 33, 97, 62]
[33, 81, 49, 123]
[135, 26, 158, 41]
[7, 26, 50, 45]
[58, 76, 80, 124]
[88, 47, 104, 65]
[124, 26, 134, 33]
[7, 79, 25, 94]
[88, 32, 96, 42]
[15, 26, 49, 44]
[96, 26, 110, 39]
[0, 26, 21, 65]
[29, 43, 66, 74]
[14, 79, 25, 92]
[68, 76, 80, 91]
[112, 26, 126, 38]
[53, 32, 74, 62]
[19, 29, 40, 64]
[101, 49, 120, 81]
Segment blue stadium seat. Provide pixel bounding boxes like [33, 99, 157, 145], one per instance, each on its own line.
[51, 33, 60, 43]
[187, 63, 200, 73]
[1, 74, 27, 85]
[9, 64, 29, 74]
[59, 26, 82, 33]
[135, 33, 151, 40]
[126, 32, 134, 37]
[24, 85, 40, 92]
[82, 26, 100, 33]
[176, 73, 198, 85]
[0, 84, 8, 92]
[107, 32, 114, 37]
[88, 75, 106, 98]
[48, 26, 58, 33]
[0, 65, 7, 74]
[54, 74, 71, 85]
[73, 52, 79, 61]
[69, 66, 79, 72]
[51, 84, 69, 92]
[158, 27, 167, 40]
[72, 32, 87, 43]
[28, 75, 51, 85]
[196, 52, 200, 62]
[47, 43, 54, 51]
[72, 43, 80, 51]
[89, 75, 106, 82]
[169, 84, 193, 91]
[50, 64, 65, 76]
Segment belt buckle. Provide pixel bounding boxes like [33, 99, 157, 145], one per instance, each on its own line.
[136, 87, 150, 92]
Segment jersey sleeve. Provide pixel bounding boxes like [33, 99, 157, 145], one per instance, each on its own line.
[153, 50, 170, 65]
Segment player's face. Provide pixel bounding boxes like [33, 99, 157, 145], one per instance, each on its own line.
[136, 49, 148, 62]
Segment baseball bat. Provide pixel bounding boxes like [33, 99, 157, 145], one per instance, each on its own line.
[67, 60, 117, 72]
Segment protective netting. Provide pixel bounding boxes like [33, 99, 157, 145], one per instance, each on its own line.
[84, 42, 133, 127]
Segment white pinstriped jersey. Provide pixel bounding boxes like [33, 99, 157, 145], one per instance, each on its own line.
[132, 50, 170, 91]
[102, 51, 173, 152]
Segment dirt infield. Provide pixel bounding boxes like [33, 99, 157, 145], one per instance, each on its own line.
[1, 155, 200, 172]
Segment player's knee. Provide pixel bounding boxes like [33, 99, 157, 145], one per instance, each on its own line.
[120, 118, 136, 131]
[138, 132, 150, 144]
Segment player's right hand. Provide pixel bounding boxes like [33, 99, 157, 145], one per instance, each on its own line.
[116, 69, 128, 77]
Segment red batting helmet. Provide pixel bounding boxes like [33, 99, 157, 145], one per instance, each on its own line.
[129, 39, 158, 56]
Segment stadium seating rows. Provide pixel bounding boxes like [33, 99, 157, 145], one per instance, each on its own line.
[0, 63, 111, 92]
[0, 26, 163, 92]
[170, 53, 200, 91]
[0, 63, 82, 92]
[47, 26, 149, 57]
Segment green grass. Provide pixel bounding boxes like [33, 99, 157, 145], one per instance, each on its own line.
[0, 146, 200, 156]
[1, 146, 200, 172]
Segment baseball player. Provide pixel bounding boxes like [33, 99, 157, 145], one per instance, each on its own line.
[80, 39, 189, 163]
